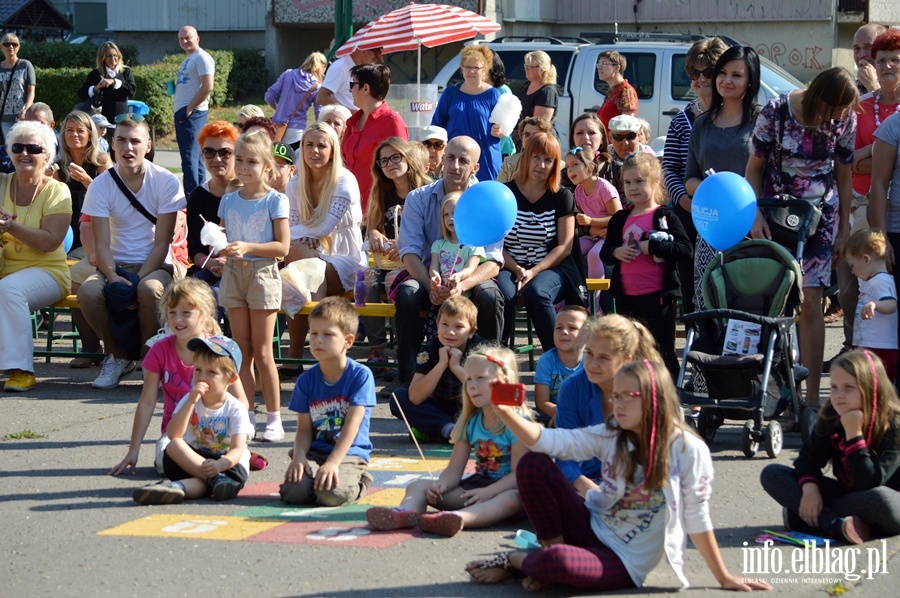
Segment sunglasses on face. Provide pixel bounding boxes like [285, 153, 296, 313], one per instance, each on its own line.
[611, 132, 638, 142]
[349, 81, 361, 90]
[202, 147, 233, 160]
[2, 42, 18, 48]
[687, 67, 714, 81]
[11, 143, 44, 155]
[115, 113, 145, 123]
[376, 153, 404, 168]
[423, 140, 445, 150]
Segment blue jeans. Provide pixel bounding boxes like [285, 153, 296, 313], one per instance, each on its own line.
[389, 387, 459, 439]
[497, 267, 564, 351]
[175, 107, 207, 194]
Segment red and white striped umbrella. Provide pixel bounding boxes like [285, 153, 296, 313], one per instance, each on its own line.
[335, 3, 501, 57]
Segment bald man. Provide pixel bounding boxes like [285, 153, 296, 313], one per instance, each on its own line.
[854, 23, 888, 94]
[394, 136, 504, 386]
[173, 25, 214, 194]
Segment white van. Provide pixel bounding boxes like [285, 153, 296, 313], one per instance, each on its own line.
[432, 33, 804, 149]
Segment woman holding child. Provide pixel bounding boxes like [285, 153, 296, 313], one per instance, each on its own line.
[499, 133, 584, 352]
[0, 121, 72, 392]
[285, 122, 365, 360]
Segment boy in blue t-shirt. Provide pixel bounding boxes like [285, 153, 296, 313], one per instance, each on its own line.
[280, 297, 376, 507]
[534, 306, 588, 426]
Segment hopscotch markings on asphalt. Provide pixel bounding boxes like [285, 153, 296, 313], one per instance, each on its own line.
[245, 520, 419, 548]
[97, 514, 283, 541]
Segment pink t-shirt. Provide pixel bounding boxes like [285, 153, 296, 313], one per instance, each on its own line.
[575, 178, 619, 218]
[142, 335, 193, 433]
[620, 209, 664, 296]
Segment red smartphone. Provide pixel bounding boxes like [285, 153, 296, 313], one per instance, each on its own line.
[491, 382, 527, 406]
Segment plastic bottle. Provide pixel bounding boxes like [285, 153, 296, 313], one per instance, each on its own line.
[354, 269, 367, 307]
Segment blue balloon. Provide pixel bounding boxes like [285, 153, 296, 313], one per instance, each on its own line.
[454, 181, 517, 247]
[63, 225, 74, 254]
[691, 172, 757, 252]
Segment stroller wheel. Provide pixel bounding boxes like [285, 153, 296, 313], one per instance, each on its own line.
[697, 408, 720, 444]
[741, 420, 759, 458]
[762, 421, 783, 458]
[799, 406, 818, 444]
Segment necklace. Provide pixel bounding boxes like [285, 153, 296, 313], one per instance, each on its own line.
[716, 112, 742, 128]
[11, 177, 43, 253]
[874, 91, 900, 128]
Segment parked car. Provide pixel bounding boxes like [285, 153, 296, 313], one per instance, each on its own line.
[432, 32, 805, 149]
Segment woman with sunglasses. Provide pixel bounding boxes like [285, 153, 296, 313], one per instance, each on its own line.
[662, 37, 727, 315]
[185, 121, 239, 292]
[362, 137, 431, 371]
[596, 51, 638, 131]
[0, 121, 72, 392]
[684, 45, 761, 311]
[76, 42, 136, 127]
[433, 45, 503, 182]
[341, 63, 407, 215]
[0, 34, 35, 146]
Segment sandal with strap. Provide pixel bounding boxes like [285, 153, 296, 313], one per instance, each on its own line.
[465, 553, 525, 584]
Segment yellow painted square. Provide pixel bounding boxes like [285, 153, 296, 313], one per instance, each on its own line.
[369, 455, 449, 472]
[98, 514, 285, 541]
[358, 488, 407, 506]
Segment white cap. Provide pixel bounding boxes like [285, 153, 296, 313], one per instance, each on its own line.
[419, 125, 448, 143]
[608, 114, 642, 133]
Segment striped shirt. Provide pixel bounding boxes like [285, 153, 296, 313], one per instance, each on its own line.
[662, 100, 699, 206]
[504, 181, 576, 268]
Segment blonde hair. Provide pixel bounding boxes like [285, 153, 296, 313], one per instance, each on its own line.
[235, 129, 276, 180]
[614, 360, 690, 491]
[157, 278, 221, 334]
[845, 228, 888, 260]
[1, 33, 20, 47]
[237, 104, 265, 120]
[298, 123, 344, 253]
[824, 350, 900, 447]
[621, 153, 666, 205]
[60, 111, 110, 173]
[439, 192, 461, 241]
[524, 51, 557, 85]
[583, 314, 662, 362]
[96, 42, 125, 72]
[451, 345, 529, 443]
[300, 51, 328, 83]
[460, 45, 493, 81]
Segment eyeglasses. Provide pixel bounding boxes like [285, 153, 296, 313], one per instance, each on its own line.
[568, 146, 584, 155]
[610, 390, 643, 405]
[115, 113, 145, 123]
[349, 81, 361, 90]
[423, 140, 445, 150]
[686, 67, 714, 81]
[202, 147, 233, 160]
[611, 132, 638, 142]
[2, 42, 19, 48]
[376, 152, 404, 168]
[462, 65, 483, 72]
[597, 61, 614, 68]
[10, 143, 44, 155]
[524, 64, 539, 70]
[875, 57, 900, 69]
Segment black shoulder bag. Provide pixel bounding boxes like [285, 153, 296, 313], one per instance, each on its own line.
[763, 94, 825, 255]
[108, 167, 156, 224]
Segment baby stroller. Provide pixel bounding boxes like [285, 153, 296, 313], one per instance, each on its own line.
[677, 236, 809, 458]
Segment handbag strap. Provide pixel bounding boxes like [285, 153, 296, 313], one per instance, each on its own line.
[282, 83, 318, 124]
[775, 94, 788, 195]
[108, 167, 157, 224]
[0, 60, 20, 122]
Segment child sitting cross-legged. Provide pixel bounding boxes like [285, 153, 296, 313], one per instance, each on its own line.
[534, 305, 588, 426]
[133, 336, 253, 505]
[390, 296, 486, 442]
[367, 345, 530, 537]
[280, 297, 376, 506]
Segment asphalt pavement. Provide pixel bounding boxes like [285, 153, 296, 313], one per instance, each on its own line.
[4, 256, 900, 596]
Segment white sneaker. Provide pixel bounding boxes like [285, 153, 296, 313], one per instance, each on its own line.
[261, 418, 285, 442]
[92, 355, 135, 389]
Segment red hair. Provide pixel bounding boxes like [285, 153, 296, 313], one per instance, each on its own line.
[515, 132, 562, 192]
[197, 120, 239, 147]
[872, 29, 900, 57]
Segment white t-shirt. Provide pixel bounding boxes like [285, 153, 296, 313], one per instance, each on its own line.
[174, 48, 215, 112]
[321, 56, 357, 112]
[173, 392, 253, 473]
[854, 271, 899, 350]
[82, 161, 186, 264]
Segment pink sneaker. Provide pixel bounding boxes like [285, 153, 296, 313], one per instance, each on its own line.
[418, 511, 464, 537]
[366, 507, 419, 531]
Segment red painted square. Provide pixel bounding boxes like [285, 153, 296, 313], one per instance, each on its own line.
[238, 481, 283, 499]
[246, 521, 419, 548]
